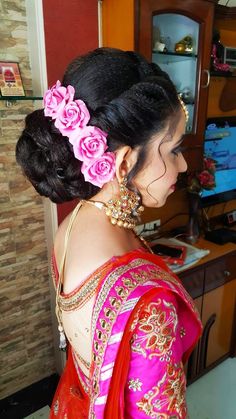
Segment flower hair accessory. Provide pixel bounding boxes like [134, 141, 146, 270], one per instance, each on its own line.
[187, 156, 216, 194]
[43, 80, 116, 188]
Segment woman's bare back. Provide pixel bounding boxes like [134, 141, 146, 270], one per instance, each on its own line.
[53, 203, 141, 376]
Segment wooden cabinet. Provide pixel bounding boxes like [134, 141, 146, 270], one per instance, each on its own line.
[179, 250, 236, 383]
[135, 0, 216, 169]
[201, 279, 236, 367]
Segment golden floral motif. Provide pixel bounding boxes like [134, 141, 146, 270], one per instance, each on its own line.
[128, 377, 143, 392]
[131, 299, 178, 360]
[136, 362, 187, 418]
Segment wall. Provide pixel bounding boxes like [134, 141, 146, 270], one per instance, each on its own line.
[0, 0, 55, 399]
[102, 0, 134, 50]
[42, 0, 99, 225]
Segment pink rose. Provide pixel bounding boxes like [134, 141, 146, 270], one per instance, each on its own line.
[43, 80, 74, 119]
[71, 126, 108, 162]
[81, 152, 116, 188]
[54, 99, 90, 137]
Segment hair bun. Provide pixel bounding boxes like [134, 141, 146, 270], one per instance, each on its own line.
[16, 109, 99, 202]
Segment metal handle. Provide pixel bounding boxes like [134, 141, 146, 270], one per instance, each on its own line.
[202, 69, 210, 88]
[224, 270, 231, 277]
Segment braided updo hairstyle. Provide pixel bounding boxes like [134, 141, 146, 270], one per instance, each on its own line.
[16, 47, 181, 203]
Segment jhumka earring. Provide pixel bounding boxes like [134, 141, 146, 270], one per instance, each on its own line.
[104, 177, 144, 229]
[81, 177, 144, 229]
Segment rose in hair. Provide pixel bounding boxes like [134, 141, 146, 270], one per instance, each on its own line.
[43, 80, 74, 119]
[55, 99, 90, 136]
[81, 152, 116, 188]
[70, 126, 108, 163]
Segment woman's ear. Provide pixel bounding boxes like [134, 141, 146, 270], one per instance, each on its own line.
[115, 146, 138, 183]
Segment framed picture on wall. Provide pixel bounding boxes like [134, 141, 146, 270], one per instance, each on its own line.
[0, 61, 25, 97]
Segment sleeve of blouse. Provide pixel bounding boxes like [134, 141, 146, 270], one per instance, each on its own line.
[124, 290, 188, 419]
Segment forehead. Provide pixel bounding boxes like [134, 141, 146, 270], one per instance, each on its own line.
[151, 111, 186, 146]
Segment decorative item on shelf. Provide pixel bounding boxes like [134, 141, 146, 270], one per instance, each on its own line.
[211, 28, 232, 74]
[154, 41, 167, 53]
[175, 36, 193, 54]
[153, 27, 168, 52]
[160, 36, 171, 51]
[0, 61, 25, 97]
[186, 156, 216, 244]
[179, 87, 194, 104]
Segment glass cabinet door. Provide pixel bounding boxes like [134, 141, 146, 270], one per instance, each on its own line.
[152, 13, 199, 134]
[136, 0, 215, 165]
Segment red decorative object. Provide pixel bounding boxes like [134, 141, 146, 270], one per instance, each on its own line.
[187, 157, 216, 195]
[185, 157, 216, 243]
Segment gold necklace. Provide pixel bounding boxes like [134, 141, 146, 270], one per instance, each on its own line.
[136, 233, 154, 254]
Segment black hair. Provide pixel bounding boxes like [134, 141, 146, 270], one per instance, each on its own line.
[16, 47, 181, 203]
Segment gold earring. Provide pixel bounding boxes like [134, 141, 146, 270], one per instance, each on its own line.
[104, 177, 144, 229]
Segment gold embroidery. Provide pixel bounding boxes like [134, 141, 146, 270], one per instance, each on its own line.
[89, 258, 154, 417]
[180, 327, 186, 338]
[51, 258, 57, 291]
[148, 267, 202, 324]
[136, 362, 187, 418]
[58, 272, 103, 311]
[73, 348, 91, 370]
[91, 258, 149, 337]
[53, 399, 59, 415]
[131, 299, 178, 361]
[128, 377, 143, 392]
[72, 351, 90, 394]
[89, 257, 201, 417]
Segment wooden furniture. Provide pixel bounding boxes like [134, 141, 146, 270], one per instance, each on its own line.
[179, 238, 236, 384]
[135, 0, 216, 169]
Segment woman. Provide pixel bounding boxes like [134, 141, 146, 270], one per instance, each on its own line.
[16, 48, 202, 418]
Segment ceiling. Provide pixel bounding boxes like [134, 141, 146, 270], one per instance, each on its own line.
[218, 0, 236, 6]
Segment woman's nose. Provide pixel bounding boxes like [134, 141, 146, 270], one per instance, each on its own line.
[179, 153, 188, 173]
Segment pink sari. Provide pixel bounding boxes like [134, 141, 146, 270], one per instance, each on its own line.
[50, 249, 202, 418]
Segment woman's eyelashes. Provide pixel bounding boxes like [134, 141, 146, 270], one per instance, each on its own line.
[171, 145, 186, 156]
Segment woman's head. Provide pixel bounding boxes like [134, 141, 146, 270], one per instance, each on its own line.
[16, 47, 187, 206]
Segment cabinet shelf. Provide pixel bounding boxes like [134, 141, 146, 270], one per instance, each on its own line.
[153, 50, 197, 61]
[0, 96, 43, 101]
[210, 71, 236, 78]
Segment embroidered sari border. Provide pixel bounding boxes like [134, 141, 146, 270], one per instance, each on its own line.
[89, 252, 202, 418]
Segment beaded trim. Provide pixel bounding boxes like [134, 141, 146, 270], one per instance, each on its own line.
[89, 257, 202, 417]
[58, 271, 103, 312]
[91, 258, 147, 338]
[73, 347, 91, 370]
[72, 350, 90, 394]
